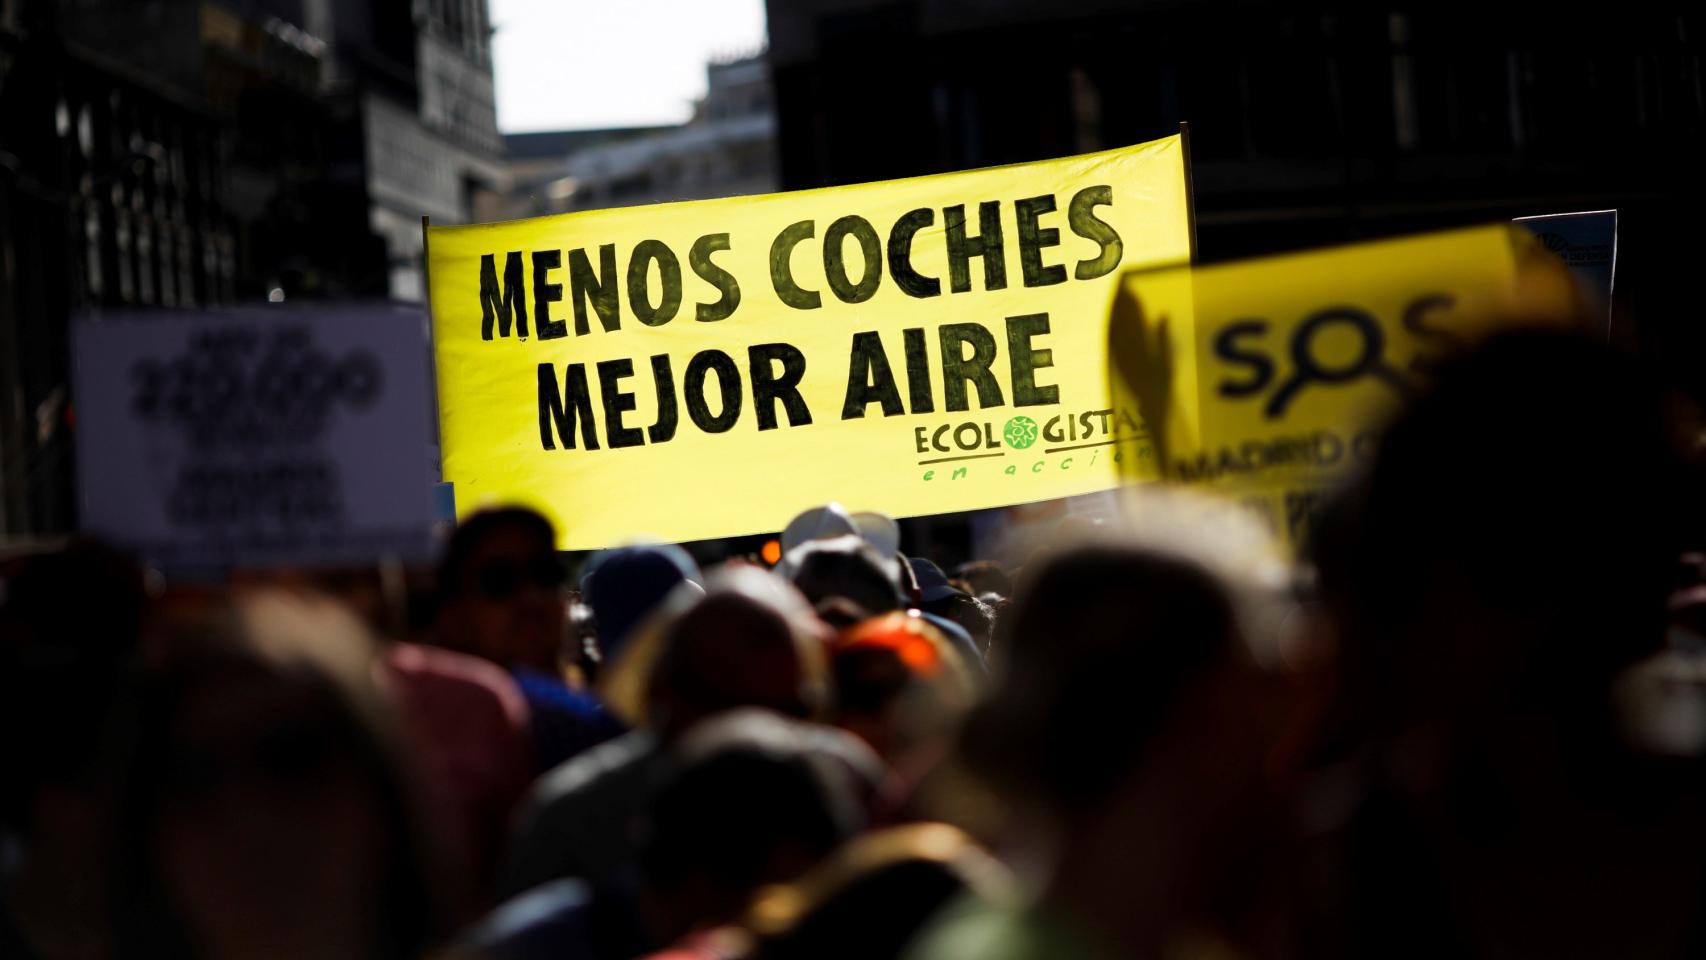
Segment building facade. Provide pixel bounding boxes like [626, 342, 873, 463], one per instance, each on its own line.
[0, 0, 503, 537]
[353, 0, 506, 300]
[501, 126, 673, 220]
[506, 53, 778, 217]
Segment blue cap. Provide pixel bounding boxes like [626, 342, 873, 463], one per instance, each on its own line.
[907, 557, 963, 604]
[582, 545, 702, 660]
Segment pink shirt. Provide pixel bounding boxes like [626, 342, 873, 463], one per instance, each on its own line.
[381, 642, 534, 893]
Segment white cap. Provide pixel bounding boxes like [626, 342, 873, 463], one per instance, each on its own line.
[850, 511, 901, 556]
[781, 503, 902, 557]
[781, 502, 859, 554]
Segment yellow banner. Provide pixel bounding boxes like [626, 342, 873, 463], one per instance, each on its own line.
[428, 136, 1191, 548]
[1108, 224, 1584, 547]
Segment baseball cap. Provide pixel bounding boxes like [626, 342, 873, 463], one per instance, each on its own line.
[581, 544, 704, 660]
[906, 557, 962, 604]
[782, 504, 902, 557]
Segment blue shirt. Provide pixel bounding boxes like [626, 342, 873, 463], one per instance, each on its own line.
[510, 668, 626, 770]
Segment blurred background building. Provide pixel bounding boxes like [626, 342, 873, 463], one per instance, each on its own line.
[501, 52, 776, 217]
[0, 0, 503, 535]
[767, 0, 1705, 373]
[502, 126, 672, 219]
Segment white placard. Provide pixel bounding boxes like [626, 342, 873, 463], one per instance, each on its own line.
[73, 304, 438, 572]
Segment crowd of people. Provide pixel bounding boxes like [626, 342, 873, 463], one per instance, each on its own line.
[5, 328, 1706, 959]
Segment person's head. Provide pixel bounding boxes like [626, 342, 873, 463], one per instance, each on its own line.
[637, 709, 871, 942]
[831, 612, 977, 765]
[784, 535, 904, 619]
[960, 542, 1261, 818]
[745, 823, 1009, 960]
[814, 595, 877, 631]
[954, 560, 1012, 601]
[115, 589, 449, 958]
[907, 557, 958, 606]
[908, 557, 998, 661]
[1332, 331, 1683, 741]
[781, 505, 902, 558]
[637, 567, 832, 736]
[954, 530, 1297, 960]
[434, 507, 565, 673]
[920, 592, 996, 659]
[581, 544, 703, 663]
[781, 503, 861, 553]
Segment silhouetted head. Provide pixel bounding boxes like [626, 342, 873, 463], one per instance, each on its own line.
[831, 612, 976, 765]
[745, 824, 1009, 960]
[640, 567, 831, 736]
[920, 592, 995, 659]
[637, 709, 872, 942]
[581, 544, 703, 662]
[954, 560, 1013, 601]
[1340, 331, 1681, 735]
[434, 507, 565, 673]
[785, 535, 905, 618]
[960, 543, 1248, 815]
[115, 589, 448, 959]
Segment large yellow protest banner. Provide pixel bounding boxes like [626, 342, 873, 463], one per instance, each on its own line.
[428, 136, 1191, 548]
[1107, 224, 1583, 547]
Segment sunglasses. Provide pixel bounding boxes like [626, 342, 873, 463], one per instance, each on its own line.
[474, 555, 566, 600]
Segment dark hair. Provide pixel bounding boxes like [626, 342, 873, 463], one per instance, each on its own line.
[788, 540, 904, 616]
[954, 560, 1013, 599]
[652, 591, 822, 724]
[638, 712, 863, 915]
[814, 596, 873, 630]
[435, 507, 557, 604]
[752, 857, 971, 960]
[921, 592, 996, 656]
[746, 824, 1004, 960]
[832, 613, 969, 715]
[959, 545, 1239, 811]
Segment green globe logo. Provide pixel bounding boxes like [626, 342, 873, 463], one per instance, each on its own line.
[1002, 415, 1039, 450]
